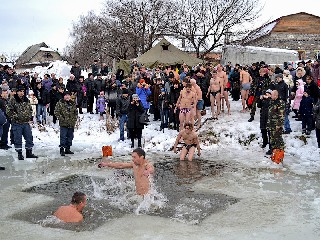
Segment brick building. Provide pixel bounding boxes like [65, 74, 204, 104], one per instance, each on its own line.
[242, 12, 320, 60]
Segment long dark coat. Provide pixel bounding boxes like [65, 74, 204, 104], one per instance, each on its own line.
[127, 101, 145, 129]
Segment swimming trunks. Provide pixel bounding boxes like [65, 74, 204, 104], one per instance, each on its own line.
[180, 108, 191, 114]
[210, 91, 220, 97]
[183, 143, 197, 151]
[242, 83, 251, 90]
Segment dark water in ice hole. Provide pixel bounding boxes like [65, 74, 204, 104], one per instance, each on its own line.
[12, 159, 239, 232]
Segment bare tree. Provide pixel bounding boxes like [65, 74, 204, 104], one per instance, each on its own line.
[172, 0, 263, 58]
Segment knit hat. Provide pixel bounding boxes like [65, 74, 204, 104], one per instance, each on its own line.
[64, 90, 71, 96]
[161, 88, 166, 92]
[265, 89, 272, 95]
[275, 73, 283, 79]
[132, 94, 139, 99]
[16, 85, 25, 92]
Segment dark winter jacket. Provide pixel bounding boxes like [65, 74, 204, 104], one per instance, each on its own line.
[54, 99, 78, 128]
[299, 95, 314, 116]
[49, 89, 60, 115]
[85, 79, 96, 97]
[95, 78, 106, 96]
[34, 87, 50, 105]
[169, 85, 182, 106]
[0, 109, 6, 137]
[274, 80, 289, 102]
[66, 79, 79, 94]
[313, 101, 320, 129]
[70, 66, 81, 80]
[6, 94, 32, 124]
[304, 81, 319, 103]
[127, 101, 145, 129]
[258, 96, 271, 130]
[116, 96, 130, 116]
[158, 92, 170, 110]
[91, 64, 99, 77]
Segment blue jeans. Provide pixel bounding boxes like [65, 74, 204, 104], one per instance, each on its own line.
[284, 111, 291, 131]
[160, 108, 169, 128]
[60, 127, 74, 148]
[12, 123, 34, 150]
[119, 114, 128, 141]
[36, 104, 47, 123]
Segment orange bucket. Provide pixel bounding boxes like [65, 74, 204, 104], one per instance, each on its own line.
[102, 146, 113, 157]
[271, 149, 284, 164]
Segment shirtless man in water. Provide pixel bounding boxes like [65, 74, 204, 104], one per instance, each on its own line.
[217, 64, 231, 115]
[54, 192, 86, 223]
[240, 66, 252, 112]
[176, 82, 196, 131]
[207, 70, 224, 119]
[173, 122, 201, 161]
[98, 148, 154, 196]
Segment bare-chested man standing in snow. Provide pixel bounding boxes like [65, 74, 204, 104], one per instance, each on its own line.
[176, 82, 196, 131]
[207, 70, 224, 119]
[217, 64, 231, 115]
[240, 66, 252, 112]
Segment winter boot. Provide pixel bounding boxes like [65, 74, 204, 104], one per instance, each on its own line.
[26, 149, 38, 158]
[65, 147, 74, 154]
[248, 116, 254, 122]
[60, 147, 65, 156]
[271, 149, 284, 164]
[266, 149, 272, 155]
[17, 150, 24, 160]
[138, 138, 142, 148]
[79, 108, 83, 114]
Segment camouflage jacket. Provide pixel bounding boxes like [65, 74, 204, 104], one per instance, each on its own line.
[267, 98, 285, 129]
[54, 99, 78, 128]
[6, 94, 32, 124]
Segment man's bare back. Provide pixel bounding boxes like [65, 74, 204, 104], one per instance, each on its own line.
[54, 205, 83, 223]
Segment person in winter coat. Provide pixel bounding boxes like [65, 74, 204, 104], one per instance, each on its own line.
[54, 91, 78, 156]
[292, 79, 305, 120]
[158, 88, 170, 130]
[304, 75, 319, 103]
[136, 79, 152, 116]
[127, 94, 145, 148]
[0, 88, 11, 150]
[283, 70, 294, 89]
[70, 61, 81, 80]
[85, 73, 95, 114]
[66, 74, 79, 102]
[42, 74, 52, 92]
[313, 97, 320, 148]
[150, 78, 163, 121]
[169, 80, 182, 131]
[0, 107, 6, 169]
[258, 89, 272, 153]
[105, 76, 118, 118]
[299, 90, 314, 135]
[312, 59, 320, 87]
[34, 82, 50, 125]
[77, 76, 87, 114]
[49, 84, 60, 124]
[96, 91, 107, 120]
[6, 85, 38, 160]
[116, 89, 130, 141]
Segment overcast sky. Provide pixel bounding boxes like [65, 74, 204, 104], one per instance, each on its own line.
[0, 0, 319, 56]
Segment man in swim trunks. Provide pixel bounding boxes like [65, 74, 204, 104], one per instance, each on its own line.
[207, 70, 223, 119]
[240, 66, 252, 112]
[217, 64, 231, 115]
[54, 192, 87, 223]
[173, 122, 201, 161]
[190, 78, 203, 129]
[176, 83, 196, 131]
[98, 148, 154, 196]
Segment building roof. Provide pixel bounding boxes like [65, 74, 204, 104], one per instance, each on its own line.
[242, 12, 320, 44]
[136, 38, 204, 68]
[15, 42, 60, 66]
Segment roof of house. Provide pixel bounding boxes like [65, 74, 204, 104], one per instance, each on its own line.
[135, 38, 204, 68]
[242, 12, 320, 44]
[15, 42, 59, 66]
